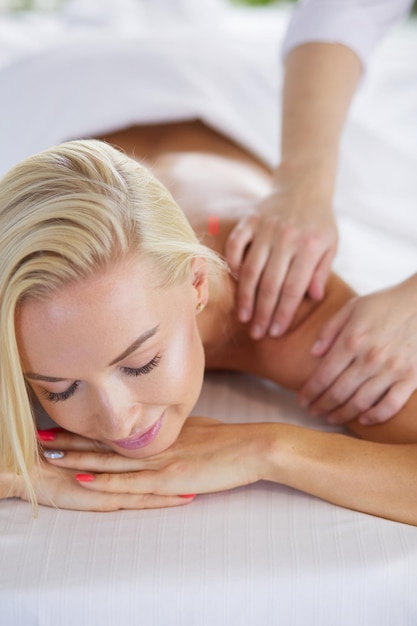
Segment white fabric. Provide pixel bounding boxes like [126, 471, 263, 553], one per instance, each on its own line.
[282, 0, 414, 68]
[3, 375, 417, 626]
[1, 2, 417, 624]
[0, 0, 286, 176]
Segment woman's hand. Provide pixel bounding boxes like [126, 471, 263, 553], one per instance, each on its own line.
[225, 166, 338, 340]
[15, 428, 199, 511]
[298, 274, 417, 425]
[40, 418, 271, 499]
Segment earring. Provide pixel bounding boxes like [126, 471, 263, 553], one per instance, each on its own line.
[196, 302, 205, 313]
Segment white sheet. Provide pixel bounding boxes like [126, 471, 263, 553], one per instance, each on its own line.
[1, 2, 417, 624]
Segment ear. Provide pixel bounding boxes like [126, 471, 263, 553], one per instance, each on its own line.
[191, 258, 209, 310]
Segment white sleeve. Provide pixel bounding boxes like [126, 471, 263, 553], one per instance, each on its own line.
[282, 0, 414, 68]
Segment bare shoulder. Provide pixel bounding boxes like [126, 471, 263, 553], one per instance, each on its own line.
[206, 273, 356, 388]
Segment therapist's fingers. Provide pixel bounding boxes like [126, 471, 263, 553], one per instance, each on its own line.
[224, 214, 257, 274]
[244, 242, 292, 338]
[357, 380, 415, 426]
[325, 378, 414, 426]
[309, 298, 356, 358]
[298, 304, 358, 408]
[305, 349, 395, 418]
[319, 374, 390, 424]
[264, 242, 324, 337]
[225, 215, 263, 324]
[298, 346, 354, 409]
[308, 248, 335, 301]
[237, 235, 276, 328]
[306, 364, 373, 418]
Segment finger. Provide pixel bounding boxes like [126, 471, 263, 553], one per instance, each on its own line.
[69, 486, 194, 511]
[308, 248, 335, 301]
[309, 299, 356, 358]
[76, 464, 210, 499]
[38, 430, 109, 453]
[75, 469, 160, 496]
[358, 380, 415, 426]
[75, 469, 199, 502]
[298, 348, 355, 407]
[236, 238, 275, 326]
[247, 246, 292, 338]
[267, 246, 322, 336]
[224, 216, 257, 272]
[324, 374, 391, 424]
[42, 449, 153, 472]
[307, 356, 384, 417]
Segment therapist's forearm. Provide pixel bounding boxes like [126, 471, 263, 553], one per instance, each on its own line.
[279, 43, 362, 193]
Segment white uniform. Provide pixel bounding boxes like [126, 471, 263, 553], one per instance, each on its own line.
[283, 0, 414, 67]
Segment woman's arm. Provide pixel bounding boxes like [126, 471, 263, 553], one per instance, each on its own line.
[265, 423, 417, 525]
[43, 416, 417, 525]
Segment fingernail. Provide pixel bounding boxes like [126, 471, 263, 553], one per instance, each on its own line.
[37, 429, 56, 441]
[311, 340, 322, 355]
[239, 308, 250, 323]
[180, 494, 196, 499]
[75, 474, 95, 482]
[43, 450, 64, 460]
[269, 323, 281, 337]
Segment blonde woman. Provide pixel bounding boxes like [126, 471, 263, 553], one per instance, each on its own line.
[1, 121, 416, 524]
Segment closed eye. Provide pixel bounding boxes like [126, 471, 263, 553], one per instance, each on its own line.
[42, 381, 80, 403]
[41, 355, 162, 403]
[122, 354, 161, 377]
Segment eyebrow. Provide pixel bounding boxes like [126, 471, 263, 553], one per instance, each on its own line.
[24, 324, 160, 383]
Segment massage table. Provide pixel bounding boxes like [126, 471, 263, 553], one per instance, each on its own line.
[1, 1, 417, 624]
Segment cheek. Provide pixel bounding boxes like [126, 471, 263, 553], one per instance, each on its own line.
[163, 318, 205, 395]
[33, 393, 79, 432]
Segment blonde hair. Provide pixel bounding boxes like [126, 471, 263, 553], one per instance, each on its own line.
[0, 139, 226, 509]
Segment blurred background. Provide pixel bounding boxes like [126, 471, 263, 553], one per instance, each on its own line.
[0, 0, 416, 13]
[0, 0, 416, 295]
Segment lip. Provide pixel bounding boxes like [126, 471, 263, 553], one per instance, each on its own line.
[112, 412, 165, 450]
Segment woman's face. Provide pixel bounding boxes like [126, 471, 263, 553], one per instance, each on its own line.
[16, 256, 207, 458]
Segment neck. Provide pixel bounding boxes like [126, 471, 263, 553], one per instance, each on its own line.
[198, 271, 244, 369]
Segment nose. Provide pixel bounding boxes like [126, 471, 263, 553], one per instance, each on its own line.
[91, 383, 142, 441]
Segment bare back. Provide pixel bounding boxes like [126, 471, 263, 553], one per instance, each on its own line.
[96, 121, 417, 445]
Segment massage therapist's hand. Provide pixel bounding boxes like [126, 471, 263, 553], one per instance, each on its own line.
[225, 165, 338, 339]
[41, 418, 270, 499]
[14, 428, 196, 511]
[299, 274, 417, 425]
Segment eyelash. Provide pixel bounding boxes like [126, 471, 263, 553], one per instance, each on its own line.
[41, 354, 162, 403]
[121, 354, 161, 377]
[42, 381, 80, 404]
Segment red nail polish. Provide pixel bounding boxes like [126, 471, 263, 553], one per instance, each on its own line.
[36, 429, 56, 441]
[180, 494, 196, 498]
[75, 473, 95, 482]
